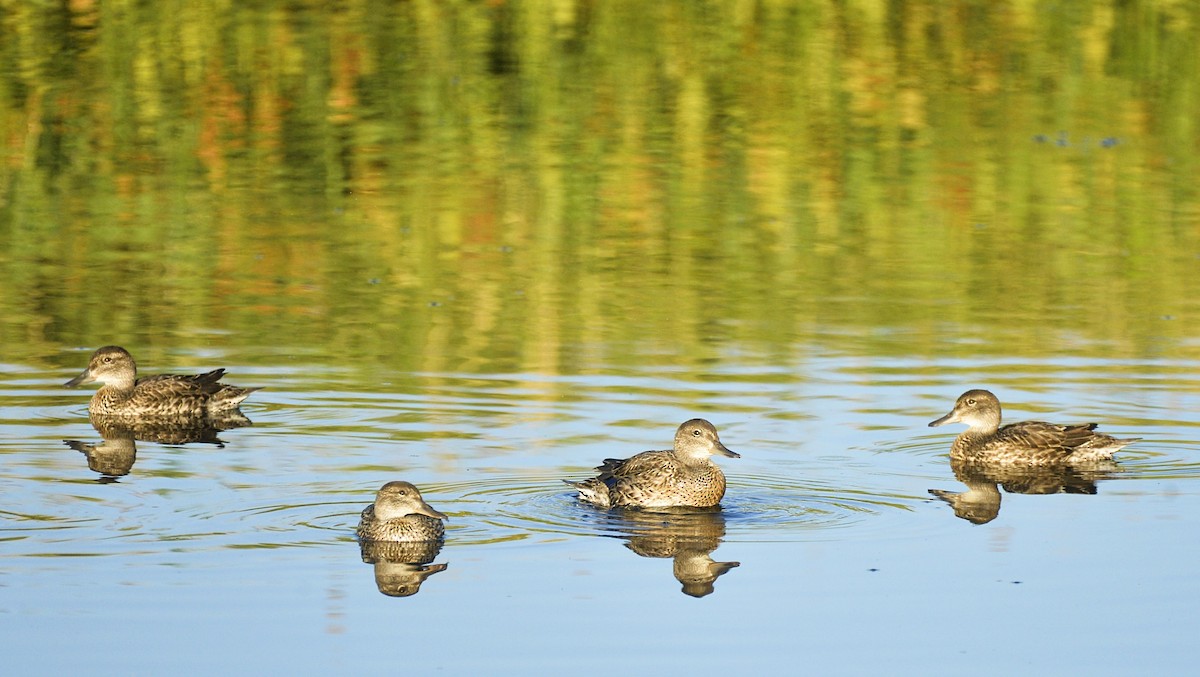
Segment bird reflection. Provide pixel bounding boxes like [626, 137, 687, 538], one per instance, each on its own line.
[62, 412, 252, 481]
[610, 508, 739, 597]
[929, 457, 1121, 524]
[358, 540, 448, 598]
[63, 435, 137, 480]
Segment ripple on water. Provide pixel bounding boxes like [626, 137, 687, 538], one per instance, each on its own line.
[126, 437, 1198, 551]
[1098, 438, 1200, 483]
[719, 474, 927, 541]
[339, 471, 935, 546]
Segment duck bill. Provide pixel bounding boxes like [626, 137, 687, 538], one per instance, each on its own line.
[928, 411, 958, 427]
[715, 442, 740, 459]
[64, 369, 95, 388]
[414, 502, 448, 521]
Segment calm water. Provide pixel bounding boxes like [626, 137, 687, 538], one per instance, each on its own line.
[3, 2, 1200, 675]
[5, 354, 1199, 674]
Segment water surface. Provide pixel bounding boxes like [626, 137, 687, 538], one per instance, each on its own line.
[2, 2, 1199, 675]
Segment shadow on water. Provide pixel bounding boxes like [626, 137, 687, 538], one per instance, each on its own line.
[358, 540, 449, 598]
[62, 412, 254, 481]
[928, 458, 1122, 525]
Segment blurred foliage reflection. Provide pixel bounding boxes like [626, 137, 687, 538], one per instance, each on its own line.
[1, 0, 1197, 373]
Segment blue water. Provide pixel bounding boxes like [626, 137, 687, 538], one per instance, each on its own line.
[3, 352, 1198, 675]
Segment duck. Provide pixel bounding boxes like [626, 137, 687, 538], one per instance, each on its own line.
[65, 346, 260, 418]
[356, 481, 448, 542]
[928, 389, 1138, 465]
[566, 419, 740, 509]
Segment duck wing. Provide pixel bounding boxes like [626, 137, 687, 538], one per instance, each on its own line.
[994, 421, 1099, 452]
[137, 369, 228, 393]
[595, 450, 676, 480]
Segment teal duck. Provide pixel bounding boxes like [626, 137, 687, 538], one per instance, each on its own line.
[356, 481, 447, 542]
[929, 389, 1138, 465]
[65, 346, 260, 418]
[567, 419, 740, 509]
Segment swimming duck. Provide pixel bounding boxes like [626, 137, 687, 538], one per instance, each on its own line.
[65, 346, 260, 418]
[567, 419, 740, 509]
[928, 389, 1138, 465]
[356, 481, 447, 542]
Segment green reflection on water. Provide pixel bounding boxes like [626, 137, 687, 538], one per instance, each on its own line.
[1, 1, 1197, 370]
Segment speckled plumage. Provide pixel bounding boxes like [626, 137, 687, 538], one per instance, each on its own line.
[356, 481, 447, 542]
[65, 346, 260, 418]
[566, 419, 740, 509]
[929, 389, 1138, 466]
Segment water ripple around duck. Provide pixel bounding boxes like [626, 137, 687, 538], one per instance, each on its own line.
[307, 470, 936, 546]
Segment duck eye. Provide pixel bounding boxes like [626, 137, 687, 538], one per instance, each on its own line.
[692, 429, 701, 436]
[966, 399, 976, 405]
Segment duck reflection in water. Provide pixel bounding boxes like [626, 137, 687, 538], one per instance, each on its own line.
[359, 540, 449, 598]
[929, 458, 1121, 525]
[356, 482, 449, 597]
[63, 411, 253, 481]
[607, 507, 740, 598]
